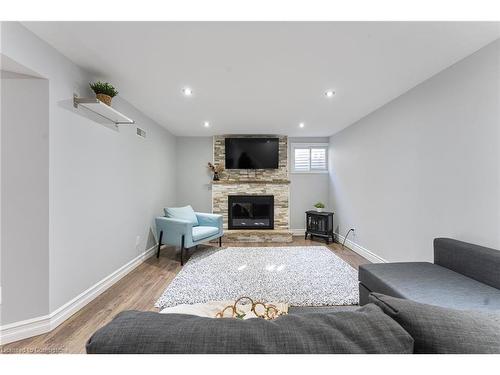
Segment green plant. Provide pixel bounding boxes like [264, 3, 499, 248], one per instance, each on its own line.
[89, 81, 118, 97]
[314, 202, 325, 209]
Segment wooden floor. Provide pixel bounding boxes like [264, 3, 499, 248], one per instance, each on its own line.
[0, 237, 369, 354]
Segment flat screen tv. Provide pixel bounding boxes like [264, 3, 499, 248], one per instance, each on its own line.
[225, 137, 279, 169]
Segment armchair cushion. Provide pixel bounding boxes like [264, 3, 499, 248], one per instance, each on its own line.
[165, 205, 199, 226]
[196, 212, 223, 228]
[192, 226, 220, 242]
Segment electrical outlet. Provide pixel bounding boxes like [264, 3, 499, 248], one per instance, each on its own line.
[135, 235, 141, 247]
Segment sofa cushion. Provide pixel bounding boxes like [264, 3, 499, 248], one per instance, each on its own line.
[192, 226, 219, 242]
[86, 304, 414, 354]
[370, 293, 500, 354]
[359, 262, 500, 311]
[165, 205, 199, 226]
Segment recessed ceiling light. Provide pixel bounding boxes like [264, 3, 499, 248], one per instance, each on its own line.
[203, 121, 210, 128]
[299, 122, 305, 128]
[325, 90, 335, 98]
[182, 87, 193, 96]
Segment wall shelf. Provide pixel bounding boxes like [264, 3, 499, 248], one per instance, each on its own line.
[73, 95, 135, 125]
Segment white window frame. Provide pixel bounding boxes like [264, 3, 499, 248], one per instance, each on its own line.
[291, 143, 329, 174]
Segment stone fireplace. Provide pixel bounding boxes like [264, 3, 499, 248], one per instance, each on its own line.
[211, 135, 292, 242]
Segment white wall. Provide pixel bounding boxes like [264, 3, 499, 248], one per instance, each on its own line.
[328, 39, 500, 262]
[289, 137, 330, 230]
[1, 22, 177, 316]
[175, 137, 213, 212]
[1, 74, 49, 324]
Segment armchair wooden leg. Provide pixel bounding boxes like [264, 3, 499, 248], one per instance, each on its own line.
[156, 231, 163, 259]
[180, 235, 185, 266]
[219, 236, 222, 247]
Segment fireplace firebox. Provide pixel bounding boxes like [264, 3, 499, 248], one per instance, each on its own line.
[228, 195, 274, 230]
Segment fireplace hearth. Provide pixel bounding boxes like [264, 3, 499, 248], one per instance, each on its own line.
[228, 195, 274, 230]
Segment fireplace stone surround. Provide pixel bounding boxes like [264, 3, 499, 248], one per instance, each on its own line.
[211, 135, 291, 242]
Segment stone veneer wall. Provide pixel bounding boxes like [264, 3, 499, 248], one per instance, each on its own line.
[212, 182, 289, 229]
[212, 135, 290, 230]
[213, 135, 288, 182]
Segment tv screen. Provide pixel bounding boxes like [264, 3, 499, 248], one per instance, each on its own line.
[225, 138, 279, 169]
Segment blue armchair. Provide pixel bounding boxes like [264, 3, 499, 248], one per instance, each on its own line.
[155, 205, 223, 265]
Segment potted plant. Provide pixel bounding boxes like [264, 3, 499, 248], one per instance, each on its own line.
[314, 202, 325, 212]
[89, 81, 118, 106]
[207, 162, 224, 181]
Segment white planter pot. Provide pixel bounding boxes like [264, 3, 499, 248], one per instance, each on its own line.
[315, 207, 323, 212]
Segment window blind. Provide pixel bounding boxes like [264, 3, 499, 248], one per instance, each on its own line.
[291, 144, 328, 173]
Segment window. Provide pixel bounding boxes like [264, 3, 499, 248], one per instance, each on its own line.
[291, 143, 328, 173]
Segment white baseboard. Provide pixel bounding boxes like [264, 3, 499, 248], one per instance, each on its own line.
[336, 233, 386, 263]
[0, 314, 51, 346]
[0, 244, 157, 345]
[293, 228, 386, 263]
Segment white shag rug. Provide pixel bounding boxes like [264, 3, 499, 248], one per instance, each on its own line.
[155, 246, 359, 309]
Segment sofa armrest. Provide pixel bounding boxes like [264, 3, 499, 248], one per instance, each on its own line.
[195, 212, 223, 232]
[434, 238, 500, 289]
[155, 217, 193, 246]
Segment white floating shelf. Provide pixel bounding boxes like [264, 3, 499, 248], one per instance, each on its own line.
[73, 95, 135, 125]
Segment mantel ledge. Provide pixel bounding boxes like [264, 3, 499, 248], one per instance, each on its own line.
[211, 179, 290, 185]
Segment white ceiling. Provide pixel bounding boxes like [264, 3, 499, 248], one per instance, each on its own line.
[24, 22, 500, 136]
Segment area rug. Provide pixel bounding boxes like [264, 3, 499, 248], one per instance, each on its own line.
[155, 246, 359, 309]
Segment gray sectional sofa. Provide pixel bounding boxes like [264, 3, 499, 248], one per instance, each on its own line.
[86, 293, 500, 354]
[86, 237, 500, 354]
[359, 238, 500, 311]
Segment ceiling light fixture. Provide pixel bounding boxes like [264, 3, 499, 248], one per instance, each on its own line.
[299, 122, 305, 128]
[325, 90, 335, 98]
[203, 121, 210, 128]
[182, 87, 193, 96]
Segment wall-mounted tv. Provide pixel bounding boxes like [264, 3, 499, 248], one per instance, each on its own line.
[225, 137, 279, 169]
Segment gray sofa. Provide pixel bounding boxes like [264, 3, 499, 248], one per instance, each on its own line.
[86, 237, 500, 354]
[86, 293, 500, 354]
[359, 238, 500, 310]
